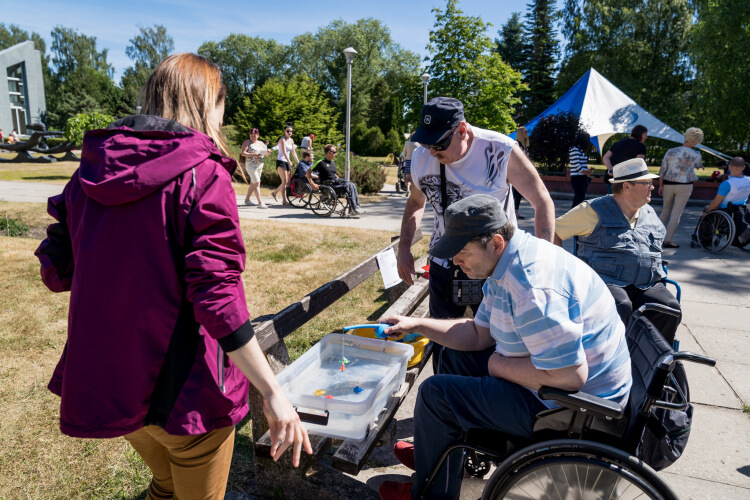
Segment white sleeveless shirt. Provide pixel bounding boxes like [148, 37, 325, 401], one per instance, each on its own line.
[411, 126, 517, 253]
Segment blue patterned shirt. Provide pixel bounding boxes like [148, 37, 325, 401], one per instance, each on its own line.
[474, 230, 632, 406]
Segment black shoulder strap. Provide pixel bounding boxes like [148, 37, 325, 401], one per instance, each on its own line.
[440, 163, 448, 213]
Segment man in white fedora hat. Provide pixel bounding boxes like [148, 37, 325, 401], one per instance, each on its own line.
[554, 158, 681, 342]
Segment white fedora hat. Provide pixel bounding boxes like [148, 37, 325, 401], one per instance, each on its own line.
[610, 158, 659, 183]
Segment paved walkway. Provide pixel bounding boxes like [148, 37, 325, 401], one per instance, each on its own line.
[2, 179, 749, 499]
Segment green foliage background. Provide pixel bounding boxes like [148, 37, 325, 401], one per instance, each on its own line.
[64, 112, 115, 146]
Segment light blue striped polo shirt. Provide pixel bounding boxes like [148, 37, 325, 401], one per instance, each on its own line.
[474, 230, 632, 406]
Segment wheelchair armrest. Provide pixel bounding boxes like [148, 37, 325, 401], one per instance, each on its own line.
[537, 386, 625, 421]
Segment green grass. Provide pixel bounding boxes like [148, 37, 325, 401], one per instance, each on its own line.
[0, 200, 428, 498]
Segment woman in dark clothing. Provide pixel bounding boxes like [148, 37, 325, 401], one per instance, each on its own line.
[35, 53, 310, 499]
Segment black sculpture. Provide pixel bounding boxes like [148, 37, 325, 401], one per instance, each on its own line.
[0, 123, 80, 163]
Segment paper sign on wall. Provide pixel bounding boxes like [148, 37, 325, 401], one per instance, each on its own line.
[376, 248, 402, 289]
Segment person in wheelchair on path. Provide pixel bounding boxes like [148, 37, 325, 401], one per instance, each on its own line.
[554, 158, 681, 341]
[306, 143, 365, 216]
[293, 150, 317, 181]
[696, 156, 750, 248]
[379, 195, 632, 500]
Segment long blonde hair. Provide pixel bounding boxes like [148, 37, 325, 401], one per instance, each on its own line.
[139, 53, 232, 159]
[516, 126, 530, 148]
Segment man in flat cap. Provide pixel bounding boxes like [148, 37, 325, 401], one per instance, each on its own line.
[397, 97, 555, 377]
[554, 158, 680, 342]
[379, 194, 631, 500]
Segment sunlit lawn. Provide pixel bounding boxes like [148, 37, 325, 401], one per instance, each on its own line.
[0, 200, 428, 498]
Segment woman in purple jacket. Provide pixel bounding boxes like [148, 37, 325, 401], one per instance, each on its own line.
[35, 53, 311, 499]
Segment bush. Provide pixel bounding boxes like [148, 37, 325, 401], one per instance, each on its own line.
[64, 112, 114, 146]
[529, 111, 581, 173]
[349, 155, 386, 194]
[45, 137, 70, 148]
[0, 215, 29, 237]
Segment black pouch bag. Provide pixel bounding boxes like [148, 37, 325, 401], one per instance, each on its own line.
[637, 361, 693, 471]
[449, 262, 484, 305]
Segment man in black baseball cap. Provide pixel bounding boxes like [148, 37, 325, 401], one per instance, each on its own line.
[396, 96, 555, 379]
[380, 194, 631, 500]
[411, 97, 465, 147]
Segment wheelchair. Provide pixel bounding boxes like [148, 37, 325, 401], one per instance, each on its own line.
[288, 177, 353, 217]
[690, 204, 750, 253]
[416, 305, 715, 500]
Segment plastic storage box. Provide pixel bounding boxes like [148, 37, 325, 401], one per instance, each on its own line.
[276, 334, 413, 442]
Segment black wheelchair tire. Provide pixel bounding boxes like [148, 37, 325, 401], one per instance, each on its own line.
[310, 185, 337, 217]
[288, 179, 311, 208]
[696, 210, 735, 253]
[480, 439, 677, 500]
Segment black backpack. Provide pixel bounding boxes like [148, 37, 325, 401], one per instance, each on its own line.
[636, 360, 692, 471]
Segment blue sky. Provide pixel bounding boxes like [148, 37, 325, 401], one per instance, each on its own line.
[4, 0, 563, 81]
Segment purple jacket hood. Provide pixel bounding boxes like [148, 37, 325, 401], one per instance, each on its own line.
[79, 115, 237, 206]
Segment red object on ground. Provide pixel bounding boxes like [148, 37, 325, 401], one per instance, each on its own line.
[325, 395, 333, 399]
[379, 481, 414, 500]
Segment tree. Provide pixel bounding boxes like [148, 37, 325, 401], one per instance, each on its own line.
[520, 0, 559, 121]
[121, 25, 174, 110]
[425, 0, 526, 133]
[198, 34, 288, 121]
[50, 25, 113, 80]
[287, 19, 421, 135]
[691, 0, 750, 145]
[232, 74, 343, 147]
[495, 12, 525, 70]
[558, 0, 692, 129]
[529, 110, 581, 172]
[46, 26, 125, 128]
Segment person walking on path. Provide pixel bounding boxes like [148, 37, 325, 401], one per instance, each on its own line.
[396, 97, 555, 378]
[569, 131, 595, 208]
[272, 126, 299, 205]
[400, 133, 419, 196]
[34, 53, 311, 500]
[241, 127, 270, 208]
[658, 127, 705, 248]
[603, 125, 648, 194]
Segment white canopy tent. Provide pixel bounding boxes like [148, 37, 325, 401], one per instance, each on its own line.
[511, 68, 730, 160]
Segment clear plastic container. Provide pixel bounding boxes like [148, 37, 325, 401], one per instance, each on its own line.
[276, 334, 414, 442]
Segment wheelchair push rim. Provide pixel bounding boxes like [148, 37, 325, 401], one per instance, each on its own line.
[481, 439, 677, 500]
[309, 184, 337, 217]
[695, 210, 735, 253]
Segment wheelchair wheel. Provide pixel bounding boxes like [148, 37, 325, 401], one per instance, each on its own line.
[696, 210, 735, 253]
[464, 450, 493, 478]
[310, 185, 337, 217]
[481, 439, 677, 500]
[288, 179, 311, 208]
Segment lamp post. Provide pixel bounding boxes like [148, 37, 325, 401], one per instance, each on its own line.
[343, 47, 358, 182]
[421, 73, 431, 104]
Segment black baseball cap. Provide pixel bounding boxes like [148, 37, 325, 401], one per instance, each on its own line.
[412, 97, 465, 146]
[431, 195, 510, 259]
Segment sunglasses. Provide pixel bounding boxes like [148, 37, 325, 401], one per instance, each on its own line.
[285, 129, 293, 133]
[630, 181, 653, 186]
[428, 127, 457, 151]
